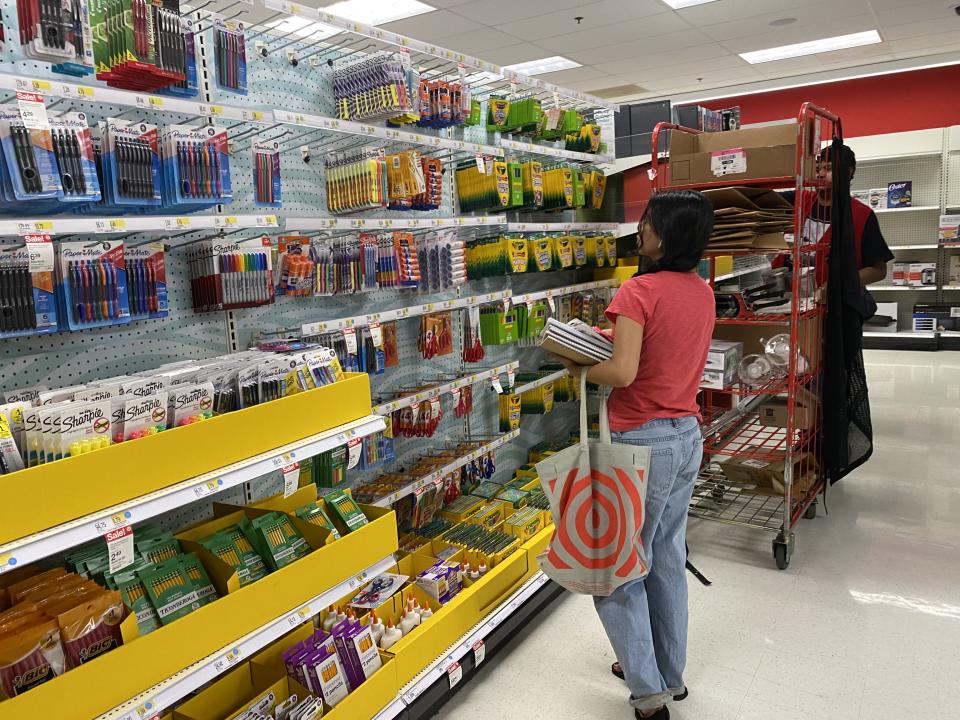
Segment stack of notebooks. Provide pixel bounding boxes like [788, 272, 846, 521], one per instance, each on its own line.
[703, 187, 793, 250]
[538, 318, 613, 365]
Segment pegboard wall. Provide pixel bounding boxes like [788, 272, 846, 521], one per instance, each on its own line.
[852, 155, 942, 208]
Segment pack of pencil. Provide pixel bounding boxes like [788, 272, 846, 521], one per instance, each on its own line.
[0, 235, 59, 339]
[294, 502, 341, 540]
[56, 239, 131, 330]
[137, 554, 214, 626]
[245, 512, 310, 572]
[123, 241, 168, 320]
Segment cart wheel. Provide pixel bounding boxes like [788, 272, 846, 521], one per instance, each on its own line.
[711, 485, 726, 503]
[804, 501, 817, 520]
[773, 539, 790, 570]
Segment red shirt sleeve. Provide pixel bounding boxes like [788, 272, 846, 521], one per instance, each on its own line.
[605, 276, 654, 328]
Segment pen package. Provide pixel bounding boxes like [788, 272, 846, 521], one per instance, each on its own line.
[333, 51, 416, 123]
[14, 0, 94, 75]
[0, 109, 64, 201]
[0, 235, 59, 339]
[56, 239, 131, 331]
[100, 119, 161, 206]
[312, 237, 362, 296]
[158, 15, 198, 98]
[253, 141, 281, 207]
[276, 236, 315, 297]
[159, 124, 232, 207]
[48, 112, 101, 202]
[213, 18, 247, 94]
[123, 241, 168, 320]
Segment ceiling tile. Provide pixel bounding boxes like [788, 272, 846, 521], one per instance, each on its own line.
[640, 66, 767, 92]
[880, 17, 960, 41]
[491, 0, 669, 42]
[750, 45, 895, 76]
[437, 28, 524, 55]
[673, 0, 823, 26]
[474, 43, 558, 66]
[595, 50, 744, 77]
[534, 13, 695, 53]
[700, 2, 873, 42]
[380, 10, 483, 40]
[874, 3, 960, 25]
[533, 65, 608, 84]
[889, 31, 960, 53]
[446, 0, 587, 24]
[719, 15, 879, 53]
[570, 38, 729, 67]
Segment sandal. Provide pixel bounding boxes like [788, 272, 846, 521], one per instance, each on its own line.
[611, 663, 689, 701]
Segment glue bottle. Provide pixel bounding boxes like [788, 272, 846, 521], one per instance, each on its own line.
[399, 608, 418, 636]
[419, 602, 434, 621]
[380, 619, 402, 650]
[322, 606, 339, 631]
[369, 611, 385, 645]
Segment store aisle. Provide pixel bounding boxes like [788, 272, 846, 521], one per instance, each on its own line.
[436, 350, 960, 720]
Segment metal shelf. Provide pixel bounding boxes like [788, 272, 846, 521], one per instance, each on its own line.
[873, 205, 940, 214]
[513, 369, 568, 396]
[715, 264, 769, 282]
[868, 285, 937, 291]
[371, 430, 520, 507]
[98, 554, 397, 720]
[689, 465, 785, 533]
[0, 415, 386, 572]
[0, 213, 279, 238]
[499, 138, 614, 164]
[890, 244, 940, 250]
[943, 285, 960, 291]
[863, 330, 937, 338]
[373, 363, 518, 415]
[505, 222, 619, 232]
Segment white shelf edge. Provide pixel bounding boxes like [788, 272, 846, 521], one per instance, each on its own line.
[857, 151, 944, 161]
[513, 369, 568, 396]
[868, 285, 937, 291]
[512, 279, 619, 305]
[874, 206, 940, 214]
[940, 330, 960, 336]
[505, 222, 619, 232]
[0, 415, 386, 569]
[891, 244, 940, 250]
[259, 0, 617, 110]
[864, 330, 937, 338]
[0, 213, 279, 238]
[715, 264, 769, 282]
[399, 571, 551, 703]
[285, 216, 504, 232]
[943, 285, 960, 290]
[372, 362, 518, 415]
[371, 429, 521, 507]
[101, 554, 398, 720]
[499, 138, 614, 164]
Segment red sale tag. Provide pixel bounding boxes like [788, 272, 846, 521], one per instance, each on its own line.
[106, 525, 134, 573]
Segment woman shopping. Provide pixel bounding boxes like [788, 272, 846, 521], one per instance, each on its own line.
[554, 190, 715, 720]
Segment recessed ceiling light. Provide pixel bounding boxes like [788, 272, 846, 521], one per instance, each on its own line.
[769, 17, 798, 27]
[740, 30, 883, 64]
[501, 56, 582, 76]
[266, 16, 340, 41]
[324, 0, 436, 26]
[661, 0, 720, 9]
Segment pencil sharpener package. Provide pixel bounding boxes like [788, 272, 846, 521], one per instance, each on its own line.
[213, 18, 247, 94]
[56, 239, 132, 331]
[123, 241, 168, 320]
[101, 120, 161, 206]
[159, 124, 232, 207]
[253, 141, 282, 207]
[0, 235, 59, 339]
[14, 0, 94, 75]
[0, 108, 64, 202]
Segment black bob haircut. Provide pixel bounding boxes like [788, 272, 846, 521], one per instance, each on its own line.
[639, 189, 714, 274]
[818, 143, 856, 176]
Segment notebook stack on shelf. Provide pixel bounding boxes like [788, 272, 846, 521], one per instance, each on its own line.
[538, 318, 613, 365]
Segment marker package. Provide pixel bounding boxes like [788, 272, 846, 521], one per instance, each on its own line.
[15, 0, 94, 75]
[0, 407, 27, 475]
[57, 239, 132, 331]
[0, 235, 60, 339]
[159, 124, 232, 208]
[213, 18, 247, 94]
[37, 399, 113, 462]
[168, 381, 214, 426]
[253, 141, 282, 207]
[100, 120, 161, 206]
[111, 390, 168, 443]
[0, 108, 64, 202]
[187, 236, 274, 312]
[49, 112, 101, 202]
[124, 241, 168, 320]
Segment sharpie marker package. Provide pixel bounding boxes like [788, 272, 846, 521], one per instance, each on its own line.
[48, 112, 102, 202]
[0, 235, 60, 339]
[187, 236, 274, 312]
[0, 108, 64, 201]
[56, 239, 131, 331]
[100, 119, 161, 206]
[213, 18, 247, 95]
[124, 242, 168, 320]
[159, 124, 232, 208]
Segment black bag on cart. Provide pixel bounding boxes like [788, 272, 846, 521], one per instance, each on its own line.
[822, 138, 874, 483]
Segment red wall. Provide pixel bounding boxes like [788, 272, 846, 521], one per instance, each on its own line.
[693, 64, 960, 138]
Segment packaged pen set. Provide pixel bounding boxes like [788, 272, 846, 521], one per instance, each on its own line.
[212, 18, 247, 95]
[0, 235, 59, 340]
[158, 124, 232, 208]
[253, 140, 281, 208]
[88, 0, 188, 92]
[12, 0, 94, 75]
[187, 235, 273, 312]
[99, 119, 161, 206]
[123, 241, 168, 320]
[56, 239, 131, 330]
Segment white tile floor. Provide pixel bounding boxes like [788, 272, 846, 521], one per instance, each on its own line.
[437, 350, 960, 720]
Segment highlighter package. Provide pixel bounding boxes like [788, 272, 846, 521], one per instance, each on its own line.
[0, 108, 64, 202]
[56, 239, 132, 331]
[0, 235, 60, 339]
[159, 124, 232, 208]
[123, 241, 168, 320]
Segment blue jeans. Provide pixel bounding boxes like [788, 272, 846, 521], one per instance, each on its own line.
[594, 416, 703, 712]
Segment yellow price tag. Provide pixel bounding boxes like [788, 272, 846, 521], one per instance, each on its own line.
[252, 111, 264, 121]
[0, 415, 11, 438]
[77, 86, 94, 98]
[109, 219, 125, 231]
[176, 217, 190, 227]
[149, 97, 163, 108]
[289, 2, 300, 12]
[32, 80, 52, 91]
[210, 105, 223, 115]
[225, 216, 237, 226]
[33, 220, 53, 231]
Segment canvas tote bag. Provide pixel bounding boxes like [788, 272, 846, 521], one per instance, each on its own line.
[535, 373, 651, 596]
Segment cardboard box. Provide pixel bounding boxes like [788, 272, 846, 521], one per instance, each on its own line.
[705, 339, 743, 373]
[866, 188, 887, 210]
[719, 453, 817, 497]
[757, 385, 817, 431]
[701, 368, 735, 390]
[908, 262, 937, 287]
[939, 214, 960, 243]
[869, 302, 898, 329]
[891, 262, 908, 286]
[886, 181, 912, 208]
[668, 123, 809, 186]
[949, 255, 960, 284]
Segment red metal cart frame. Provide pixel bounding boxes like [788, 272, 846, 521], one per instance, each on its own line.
[651, 103, 842, 569]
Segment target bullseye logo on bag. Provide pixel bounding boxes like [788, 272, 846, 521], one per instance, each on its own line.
[536, 374, 651, 597]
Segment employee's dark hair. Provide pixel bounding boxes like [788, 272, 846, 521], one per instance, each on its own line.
[819, 143, 856, 178]
[639, 189, 713, 273]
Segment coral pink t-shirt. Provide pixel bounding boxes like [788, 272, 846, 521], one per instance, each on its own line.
[604, 271, 715, 432]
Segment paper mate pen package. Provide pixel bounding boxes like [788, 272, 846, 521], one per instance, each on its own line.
[160, 124, 232, 208]
[57, 239, 131, 331]
[168, 381, 214, 427]
[0, 235, 59, 339]
[124, 242, 168, 320]
[0, 107, 64, 201]
[159, 16, 199, 98]
[101, 119, 161, 206]
[48, 112, 101, 201]
[213, 18, 247, 94]
[252, 140, 282, 207]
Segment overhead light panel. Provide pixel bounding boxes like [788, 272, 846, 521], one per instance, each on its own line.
[324, 0, 436, 26]
[740, 30, 882, 64]
[501, 56, 581, 76]
[661, 0, 720, 8]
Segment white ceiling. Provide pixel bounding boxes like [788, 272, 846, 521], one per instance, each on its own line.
[370, 0, 960, 103]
